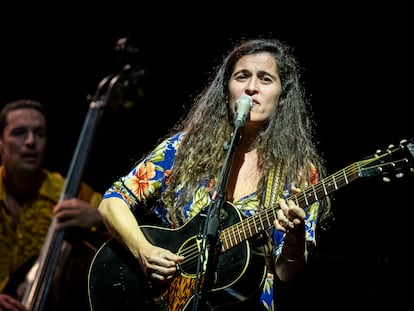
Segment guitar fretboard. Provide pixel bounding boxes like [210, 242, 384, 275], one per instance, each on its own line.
[219, 154, 389, 252]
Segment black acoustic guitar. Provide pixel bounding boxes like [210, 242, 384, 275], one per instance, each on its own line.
[88, 139, 414, 311]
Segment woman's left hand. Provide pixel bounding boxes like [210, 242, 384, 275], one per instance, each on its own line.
[274, 198, 306, 233]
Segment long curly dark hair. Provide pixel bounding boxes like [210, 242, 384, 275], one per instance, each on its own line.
[161, 38, 330, 227]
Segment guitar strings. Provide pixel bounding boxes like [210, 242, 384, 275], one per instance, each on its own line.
[175, 147, 402, 274]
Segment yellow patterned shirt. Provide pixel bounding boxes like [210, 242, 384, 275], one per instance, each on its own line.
[0, 167, 102, 293]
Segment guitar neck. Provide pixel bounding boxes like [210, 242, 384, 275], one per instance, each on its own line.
[219, 137, 414, 252]
[219, 161, 361, 252]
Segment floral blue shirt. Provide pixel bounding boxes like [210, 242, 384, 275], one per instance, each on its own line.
[104, 132, 320, 310]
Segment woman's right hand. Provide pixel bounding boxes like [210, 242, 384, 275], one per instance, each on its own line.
[139, 244, 185, 284]
[98, 198, 184, 283]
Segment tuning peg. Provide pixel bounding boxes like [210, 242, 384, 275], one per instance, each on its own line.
[395, 172, 404, 179]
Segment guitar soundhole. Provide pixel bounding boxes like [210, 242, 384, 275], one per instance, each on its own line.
[178, 236, 208, 277]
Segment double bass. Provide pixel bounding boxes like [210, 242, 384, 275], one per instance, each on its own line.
[20, 38, 145, 311]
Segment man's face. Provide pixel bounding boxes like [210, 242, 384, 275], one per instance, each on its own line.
[0, 108, 47, 173]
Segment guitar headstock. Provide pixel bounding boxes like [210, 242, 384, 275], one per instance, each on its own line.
[360, 138, 414, 182]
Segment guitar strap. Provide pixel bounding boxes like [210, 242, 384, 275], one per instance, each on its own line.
[260, 161, 286, 276]
[263, 161, 286, 210]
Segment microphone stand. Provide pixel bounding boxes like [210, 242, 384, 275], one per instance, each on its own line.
[191, 122, 244, 310]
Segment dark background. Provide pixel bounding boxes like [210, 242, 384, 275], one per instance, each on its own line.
[2, 5, 413, 310]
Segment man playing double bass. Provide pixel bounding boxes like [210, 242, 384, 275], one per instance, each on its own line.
[0, 99, 108, 311]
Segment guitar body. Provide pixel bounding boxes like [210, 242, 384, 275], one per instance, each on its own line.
[88, 202, 266, 310]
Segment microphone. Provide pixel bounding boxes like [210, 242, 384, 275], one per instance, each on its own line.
[234, 95, 253, 127]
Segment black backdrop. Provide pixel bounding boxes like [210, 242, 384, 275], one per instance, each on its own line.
[2, 6, 413, 310]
